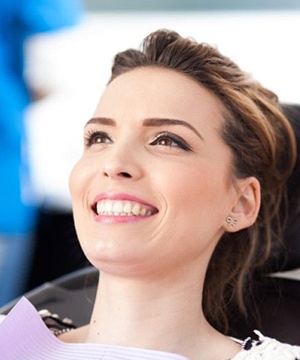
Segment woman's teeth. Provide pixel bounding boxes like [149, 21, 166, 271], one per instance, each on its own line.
[96, 200, 154, 217]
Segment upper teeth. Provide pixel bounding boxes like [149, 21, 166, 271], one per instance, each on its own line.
[96, 200, 154, 217]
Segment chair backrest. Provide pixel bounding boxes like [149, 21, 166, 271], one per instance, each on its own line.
[0, 266, 98, 327]
[280, 104, 300, 270]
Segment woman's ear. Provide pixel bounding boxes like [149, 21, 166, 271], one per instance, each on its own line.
[225, 177, 261, 232]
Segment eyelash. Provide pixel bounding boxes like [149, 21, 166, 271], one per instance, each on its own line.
[149, 132, 193, 152]
[84, 130, 193, 152]
[84, 130, 112, 147]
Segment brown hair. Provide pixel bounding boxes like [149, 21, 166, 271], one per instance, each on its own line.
[108, 29, 297, 332]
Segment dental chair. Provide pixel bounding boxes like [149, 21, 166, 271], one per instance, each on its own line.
[1, 104, 299, 345]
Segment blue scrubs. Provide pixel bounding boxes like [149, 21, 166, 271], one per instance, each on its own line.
[0, 0, 82, 306]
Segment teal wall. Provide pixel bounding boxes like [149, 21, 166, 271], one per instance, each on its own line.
[84, 0, 300, 12]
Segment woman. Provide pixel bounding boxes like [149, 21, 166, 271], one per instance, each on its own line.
[0, 29, 299, 359]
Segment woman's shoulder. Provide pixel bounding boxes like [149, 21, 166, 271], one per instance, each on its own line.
[233, 331, 300, 359]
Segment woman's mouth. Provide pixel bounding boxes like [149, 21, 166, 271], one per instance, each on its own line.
[95, 199, 157, 217]
[91, 193, 159, 223]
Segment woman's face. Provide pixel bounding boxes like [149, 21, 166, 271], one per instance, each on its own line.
[69, 67, 238, 277]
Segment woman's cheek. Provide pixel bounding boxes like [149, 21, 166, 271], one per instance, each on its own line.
[69, 159, 90, 201]
[69, 161, 80, 198]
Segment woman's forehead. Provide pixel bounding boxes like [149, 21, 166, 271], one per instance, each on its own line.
[97, 67, 226, 122]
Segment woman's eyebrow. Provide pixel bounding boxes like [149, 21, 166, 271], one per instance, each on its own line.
[85, 117, 204, 141]
[143, 118, 204, 140]
[84, 117, 116, 127]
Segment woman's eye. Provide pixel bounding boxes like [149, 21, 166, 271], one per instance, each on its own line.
[150, 133, 192, 152]
[84, 131, 112, 147]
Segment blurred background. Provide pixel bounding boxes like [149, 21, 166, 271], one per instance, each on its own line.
[1, 0, 299, 306]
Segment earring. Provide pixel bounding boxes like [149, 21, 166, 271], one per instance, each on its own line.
[226, 215, 237, 228]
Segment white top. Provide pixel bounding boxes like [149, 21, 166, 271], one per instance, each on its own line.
[0, 298, 299, 359]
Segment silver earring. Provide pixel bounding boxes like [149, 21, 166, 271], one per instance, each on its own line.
[226, 215, 237, 228]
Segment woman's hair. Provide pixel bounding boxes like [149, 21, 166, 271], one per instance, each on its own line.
[108, 29, 297, 332]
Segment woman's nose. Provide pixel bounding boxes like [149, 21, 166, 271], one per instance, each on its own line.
[103, 169, 133, 179]
[101, 145, 143, 181]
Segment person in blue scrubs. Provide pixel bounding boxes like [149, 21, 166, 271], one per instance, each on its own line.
[0, 0, 83, 306]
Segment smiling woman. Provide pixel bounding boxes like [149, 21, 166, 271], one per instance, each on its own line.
[1, 29, 299, 360]
[70, 66, 238, 288]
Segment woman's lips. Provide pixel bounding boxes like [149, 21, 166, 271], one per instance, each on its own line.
[92, 193, 158, 221]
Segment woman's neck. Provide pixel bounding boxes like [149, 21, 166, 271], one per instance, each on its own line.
[82, 266, 238, 360]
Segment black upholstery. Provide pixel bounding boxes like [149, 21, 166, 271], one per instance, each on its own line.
[0, 266, 98, 327]
[280, 104, 300, 270]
